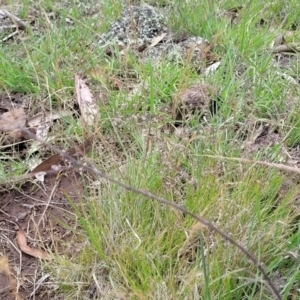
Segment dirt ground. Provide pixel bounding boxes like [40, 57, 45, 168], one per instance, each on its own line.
[0, 171, 86, 299]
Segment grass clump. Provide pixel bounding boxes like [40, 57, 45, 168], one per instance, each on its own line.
[1, 0, 300, 299]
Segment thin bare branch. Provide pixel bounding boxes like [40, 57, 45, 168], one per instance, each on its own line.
[1, 9, 27, 29]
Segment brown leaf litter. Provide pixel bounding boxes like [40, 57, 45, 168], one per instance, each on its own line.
[31, 136, 93, 175]
[219, 6, 243, 24]
[0, 108, 27, 140]
[0, 169, 88, 299]
[74, 74, 100, 127]
[1, 110, 94, 297]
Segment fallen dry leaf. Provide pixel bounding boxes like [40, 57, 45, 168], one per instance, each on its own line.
[27, 110, 72, 128]
[220, 6, 243, 24]
[0, 108, 27, 139]
[147, 32, 167, 49]
[205, 61, 221, 76]
[34, 171, 46, 182]
[16, 229, 50, 260]
[271, 44, 298, 54]
[31, 136, 93, 174]
[270, 34, 299, 54]
[27, 111, 73, 161]
[272, 34, 285, 47]
[36, 118, 50, 142]
[75, 74, 99, 126]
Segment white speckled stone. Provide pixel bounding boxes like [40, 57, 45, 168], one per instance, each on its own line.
[99, 5, 209, 69]
[99, 5, 167, 48]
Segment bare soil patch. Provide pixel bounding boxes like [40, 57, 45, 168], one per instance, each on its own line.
[0, 171, 86, 299]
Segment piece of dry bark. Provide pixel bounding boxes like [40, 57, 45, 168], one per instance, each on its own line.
[74, 74, 100, 126]
[31, 136, 93, 174]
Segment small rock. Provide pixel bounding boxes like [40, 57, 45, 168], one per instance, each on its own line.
[174, 83, 217, 123]
[98, 5, 212, 70]
[98, 5, 167, 49]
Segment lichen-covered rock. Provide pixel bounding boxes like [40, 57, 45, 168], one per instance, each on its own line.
[98, 5, 212, 71]
[144, 36, 210, 69]
[98, 5, 167, 49]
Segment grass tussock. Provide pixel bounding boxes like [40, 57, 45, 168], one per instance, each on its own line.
[1, 0, 300, 299]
